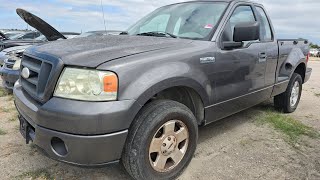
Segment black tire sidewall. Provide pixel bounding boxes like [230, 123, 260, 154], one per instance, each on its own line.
[286, 73, 303, 112]
[129, 101, 198, 180]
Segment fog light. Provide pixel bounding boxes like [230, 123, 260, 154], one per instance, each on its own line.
[51, 137, 68, 157]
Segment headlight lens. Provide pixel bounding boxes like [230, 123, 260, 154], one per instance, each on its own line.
[54, 68, 118, 101]
[12, 59, 21, 70]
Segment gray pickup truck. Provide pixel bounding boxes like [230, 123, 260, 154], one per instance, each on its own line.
[14, 0, 312, 179]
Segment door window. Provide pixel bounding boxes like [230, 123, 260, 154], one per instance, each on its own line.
[256, 7, 272, 41]
[222, 5, 256, 44]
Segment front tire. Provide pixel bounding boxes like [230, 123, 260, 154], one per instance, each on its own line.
[274, 73, 303, 113]
[122, 100, 198, 180]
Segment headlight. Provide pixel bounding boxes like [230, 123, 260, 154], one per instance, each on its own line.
[12, 59, 21, 70]
[54, 68, 118, 101]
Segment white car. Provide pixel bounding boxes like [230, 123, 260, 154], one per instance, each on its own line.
[310, 49, 320, 57]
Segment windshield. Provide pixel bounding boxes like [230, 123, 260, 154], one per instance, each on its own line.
[127, 2, 228, 40]
[8, 33, 26, 40]
[5, 33, 20, 39]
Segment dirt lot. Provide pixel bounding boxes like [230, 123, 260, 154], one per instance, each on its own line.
[0, 60, 319, 180]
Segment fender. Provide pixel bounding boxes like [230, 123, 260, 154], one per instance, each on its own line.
[278, 47, 306, 81]
[119, 61, 211, 107]
[273, 47, 307, 96]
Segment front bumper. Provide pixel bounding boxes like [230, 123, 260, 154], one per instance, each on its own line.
[0, 66, 19, 90]
[14, 81, 139, 165]
[20, 116, 128, 166]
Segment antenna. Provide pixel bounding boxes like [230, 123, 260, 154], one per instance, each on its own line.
[100, 0, 107, 32]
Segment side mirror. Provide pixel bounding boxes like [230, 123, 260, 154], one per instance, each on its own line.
[223, 22, 260, 49]
[234, 21, 260, 42]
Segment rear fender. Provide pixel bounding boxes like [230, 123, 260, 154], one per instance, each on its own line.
[278, 47, 306, 81]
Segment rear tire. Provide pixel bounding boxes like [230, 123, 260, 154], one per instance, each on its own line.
[122, 100, 198, 180]
[274, 73, 303, 113]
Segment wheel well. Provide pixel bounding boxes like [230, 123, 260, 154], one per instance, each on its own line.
[294, 63, 306, 83]
[146, 87, 205, 125]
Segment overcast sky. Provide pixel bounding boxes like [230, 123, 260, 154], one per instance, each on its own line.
[0, 0, 319, 44]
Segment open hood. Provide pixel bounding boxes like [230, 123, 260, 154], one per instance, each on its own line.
[16, 8, 66, 41]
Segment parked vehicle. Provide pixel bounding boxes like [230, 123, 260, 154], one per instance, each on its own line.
[0, 9, 80, 90]
[14, 1, 312, 180]
[76, 30, 122, 38]
[3, 30, 28, 39]
[0, 32, 79, 90]
[0, 31, 42, 51]
[33, 32, 80, 41]
[0, 45, 26, 89]
[310, 48, 320, 57]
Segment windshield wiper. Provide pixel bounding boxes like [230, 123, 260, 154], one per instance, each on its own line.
[136, 31, 177, 38]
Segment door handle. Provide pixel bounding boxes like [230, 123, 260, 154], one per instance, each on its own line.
[258, 52, 267, 62]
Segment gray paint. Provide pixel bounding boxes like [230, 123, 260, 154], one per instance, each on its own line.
[14, 0, 311, 165]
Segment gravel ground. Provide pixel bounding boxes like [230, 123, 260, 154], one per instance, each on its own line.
[0, 60, 319, 180]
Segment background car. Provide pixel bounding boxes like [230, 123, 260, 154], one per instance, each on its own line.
[0, 31, 42, 51]
[1, 30, 29, 39]
[76, 30, 122, 38]
[0, 31, 79, 90]
[309, 48, 320, 57]
[7, 31, 41, 40]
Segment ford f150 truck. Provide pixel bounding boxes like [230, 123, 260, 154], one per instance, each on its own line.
[14, 0, 312, 179]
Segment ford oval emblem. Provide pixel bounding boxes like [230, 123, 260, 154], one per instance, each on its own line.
[21, 67, 30, 79]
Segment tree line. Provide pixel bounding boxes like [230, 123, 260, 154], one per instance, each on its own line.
[310, 43, 320, 49]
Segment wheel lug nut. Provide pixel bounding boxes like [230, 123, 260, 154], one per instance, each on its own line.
[163, 143, 166, 147]
[168, 137, 171, 141]
[163, 150, 167, 154]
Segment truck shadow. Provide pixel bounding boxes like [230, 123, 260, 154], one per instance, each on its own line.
[198, 100, 274, 144]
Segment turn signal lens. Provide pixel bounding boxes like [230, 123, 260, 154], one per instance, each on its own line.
[103, 74, 118, 93]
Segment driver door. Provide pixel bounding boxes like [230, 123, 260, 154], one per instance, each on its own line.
[206, 5, 270, 122]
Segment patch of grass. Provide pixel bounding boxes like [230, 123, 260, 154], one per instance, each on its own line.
[8, 95, 14, 101]
[8, 117, 17, 122]
[0, 107, 16, 113]
[16, 168, 54, 180]
[0, 87, 9, 97]
[239, 139, 251, 147]
[14, 124, 20, 130]
[256, 109, 319, 144]
[8, 112, 18, 122]
[315, 93, 320, 97]
[29, 144, 38, 156]
[305, 114, 314, 119]
[0, 128, 7, 135]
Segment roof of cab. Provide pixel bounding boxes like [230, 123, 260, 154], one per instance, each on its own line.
[170, 0, 262, 7]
